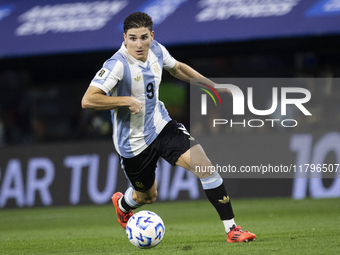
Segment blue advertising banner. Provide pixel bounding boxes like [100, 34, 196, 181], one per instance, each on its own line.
[1, 132, 339, 208]
[1, 0, 340, 58]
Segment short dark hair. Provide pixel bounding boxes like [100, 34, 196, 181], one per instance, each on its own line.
[123, 12, 153, 34]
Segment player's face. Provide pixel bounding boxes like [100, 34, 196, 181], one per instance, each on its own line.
[124, 27, 154, 62]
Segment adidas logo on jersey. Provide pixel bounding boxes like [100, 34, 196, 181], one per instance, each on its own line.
[135, 181, 145, 189]
[134, 76, 141, 82]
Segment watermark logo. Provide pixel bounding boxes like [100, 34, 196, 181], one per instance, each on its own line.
[206, 85, 312, 116]
[198, 82, 222, 115]
[197, 81, 312, 129]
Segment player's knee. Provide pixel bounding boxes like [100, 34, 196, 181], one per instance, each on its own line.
[195, 158, 214, 179]
[141, 190, 157, 204]
[203, 158, 213, 168]
[143, 196, 157, 204]
[147, 190, 158, 204]
[196, 155, 212, 168]
[145, 197, 157, 204]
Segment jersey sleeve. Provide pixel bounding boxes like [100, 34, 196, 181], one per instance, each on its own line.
[159, 43, 176, 70]
[90, 58, 124, 94]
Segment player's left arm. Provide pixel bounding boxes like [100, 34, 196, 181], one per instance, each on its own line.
[167, 60, 231, 95]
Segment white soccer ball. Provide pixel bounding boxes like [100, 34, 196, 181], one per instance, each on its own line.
[126, 210, 165, 249]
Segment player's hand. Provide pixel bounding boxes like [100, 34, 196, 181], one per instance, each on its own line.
[128, 97, 143, 114]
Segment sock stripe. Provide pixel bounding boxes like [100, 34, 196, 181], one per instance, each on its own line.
[200, 172, 223, 190]
[124, 187, 141, 209]
[124, 187, 134, 207]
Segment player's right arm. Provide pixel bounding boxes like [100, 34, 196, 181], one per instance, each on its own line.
[82, 58, 142, 114]
[81, 86, 142, 114]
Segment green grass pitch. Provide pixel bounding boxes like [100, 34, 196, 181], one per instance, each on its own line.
[0, 197, 339, 255]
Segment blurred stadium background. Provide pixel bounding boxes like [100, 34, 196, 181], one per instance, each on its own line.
[1, 0, 340, 209]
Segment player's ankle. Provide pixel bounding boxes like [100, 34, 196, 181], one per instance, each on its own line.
[118, 197, 131, 213]
[223, 218, 236, 233]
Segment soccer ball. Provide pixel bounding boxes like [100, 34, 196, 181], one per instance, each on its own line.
[126, 210, 165, 249]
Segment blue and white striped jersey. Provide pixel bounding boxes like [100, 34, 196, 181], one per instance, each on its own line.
[90, 40, 176, 158]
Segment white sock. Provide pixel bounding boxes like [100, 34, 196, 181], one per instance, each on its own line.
[223, 218, 236, 233]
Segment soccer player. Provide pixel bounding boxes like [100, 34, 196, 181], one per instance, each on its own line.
[81, 12, 255, 243]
